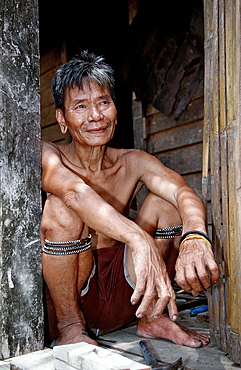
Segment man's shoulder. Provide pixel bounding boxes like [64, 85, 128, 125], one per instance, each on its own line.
[110, 147, 147, 160]
[41, 141, 63, 167]
[42, 140, 58, 151]
[120, 148, 153, 166]
[42, 141, 63, 157]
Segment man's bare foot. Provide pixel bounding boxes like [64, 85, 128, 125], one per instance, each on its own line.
[57, 322, 98, 346]
[136, 313, 210, 348]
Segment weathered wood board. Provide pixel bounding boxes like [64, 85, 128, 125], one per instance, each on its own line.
[40, 44, 71, 144]
[203, 0, 241, 364]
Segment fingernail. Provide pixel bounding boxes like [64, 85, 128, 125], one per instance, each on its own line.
[194, 339, 201, 343]
[152, 315, 159, 320]
[172, 315, 177, 321]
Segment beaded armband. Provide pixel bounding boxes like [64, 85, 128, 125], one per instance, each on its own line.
[42, 234, 92, 255]
[154, 225, 183, 239]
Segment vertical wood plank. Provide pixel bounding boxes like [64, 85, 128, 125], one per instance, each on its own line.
[235, 1, 241, 363]
[202, 0, 212, 205]
[204, 0, 223, 345]
[218, 0, 228, 349]
[228, 0, 241, 363]
[204, 0, 241, 363]
[224, 3, 240, 359]
[0, 0, 43, 359]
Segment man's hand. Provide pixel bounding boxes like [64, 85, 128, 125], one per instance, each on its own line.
[175, 239, 220, 293]
[129, 235, 178, 320]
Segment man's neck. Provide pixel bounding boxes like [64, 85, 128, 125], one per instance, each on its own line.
[64, 141, 111, 172]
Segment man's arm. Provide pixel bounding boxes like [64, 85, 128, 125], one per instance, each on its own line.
[133, 150, 220, 293]
[42, 142, 150, 244]
[41, 142, 177, 319]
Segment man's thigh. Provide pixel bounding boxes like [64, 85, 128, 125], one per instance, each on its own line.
[80, 244, 137, 331]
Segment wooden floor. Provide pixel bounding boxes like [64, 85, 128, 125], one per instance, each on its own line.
[0, 309, 238, 370]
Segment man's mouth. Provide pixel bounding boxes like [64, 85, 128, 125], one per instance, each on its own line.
[86, 123, 111, 133]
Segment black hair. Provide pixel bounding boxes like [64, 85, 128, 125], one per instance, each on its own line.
[52, 50, 116, 110]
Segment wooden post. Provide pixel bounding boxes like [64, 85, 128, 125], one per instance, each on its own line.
[203, 0, 241, 363]
[0, 0, 44, 359]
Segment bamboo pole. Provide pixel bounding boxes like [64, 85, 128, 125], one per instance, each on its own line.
[202, 0, 211, 205]
[218, 0, 228, 348]
[225, 0, 239, 343]
[203, 0, 222, 344]
[235, 1, 241, 362]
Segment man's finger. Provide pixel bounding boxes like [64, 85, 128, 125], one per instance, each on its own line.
[193, 258, 219, 290]
[167, 295, 178, 320]
[175, 266, 192, 292]
[130, 276, 146, 306]
[207, 259, 220, 284]
[184, 264, 204, 292]
[150, 294, 172, 319]
[195, 265, 212, 290]
[135, 291, 155, 318]
[134, 274, 156, 318]
[191, 290, 199, 296]
[153, 276, 177, 319]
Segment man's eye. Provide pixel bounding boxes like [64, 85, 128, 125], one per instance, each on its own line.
[77, 104, 85, 109]
[100, 100, 108, 105]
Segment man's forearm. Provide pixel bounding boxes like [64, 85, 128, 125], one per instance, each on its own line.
[176, 186, 207, 234]
[140, 157, 207, 234]
[61, 183, 147, 246]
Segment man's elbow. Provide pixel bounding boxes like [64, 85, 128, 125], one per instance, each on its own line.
[61, 182, 91, 209]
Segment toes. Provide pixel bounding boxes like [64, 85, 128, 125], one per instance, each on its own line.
[190, 336, 209, 347]
[175, 325, 210, 347]
[136, 314, 210, 348]
[191, 339, 203, 348]
[177, 324, 210, 345]
[188, 330, 210, 344]
[190, 335, 210, 347]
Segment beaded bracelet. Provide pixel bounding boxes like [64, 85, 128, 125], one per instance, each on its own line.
[179, 230, 212, 250]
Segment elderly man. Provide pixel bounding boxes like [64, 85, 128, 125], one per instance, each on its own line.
[41, 51, 219, 348]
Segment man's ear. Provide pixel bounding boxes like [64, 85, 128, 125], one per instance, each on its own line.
[56, 109, 68, 134]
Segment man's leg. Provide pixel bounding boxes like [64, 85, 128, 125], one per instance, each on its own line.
[127, 193, 210, 348]
[41, 195, 97, 346]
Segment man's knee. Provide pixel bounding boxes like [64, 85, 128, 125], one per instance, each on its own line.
[41, 194, 84, 240]
[135, 193, 182, 235]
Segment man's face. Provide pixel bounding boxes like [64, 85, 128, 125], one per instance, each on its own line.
[56, 80, 117, 146]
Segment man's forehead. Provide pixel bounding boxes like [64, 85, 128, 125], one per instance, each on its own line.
[66, 81, 110, 100]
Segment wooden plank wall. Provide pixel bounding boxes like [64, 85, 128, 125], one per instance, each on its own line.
[40, 43, 71, 144]
[133, 62, 205, 207]
[203, 0, 241, 364]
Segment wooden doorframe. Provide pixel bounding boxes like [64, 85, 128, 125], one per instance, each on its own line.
[203, 0, 241, 364]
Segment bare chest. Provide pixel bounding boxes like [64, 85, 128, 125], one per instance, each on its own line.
[58, 146, 140, 215]
[82, 166, 138, 214]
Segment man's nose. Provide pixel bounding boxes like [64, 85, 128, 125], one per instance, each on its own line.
[88, 105, 104, 121]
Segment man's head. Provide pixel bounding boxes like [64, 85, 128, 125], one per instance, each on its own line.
[52, 51, 117, 147]
[52, 51, 116, 111]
